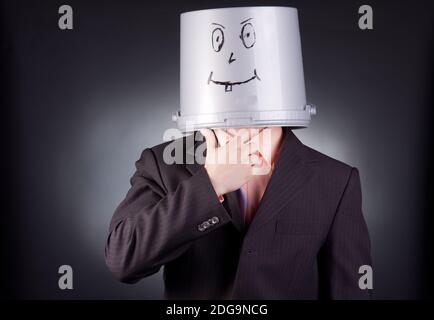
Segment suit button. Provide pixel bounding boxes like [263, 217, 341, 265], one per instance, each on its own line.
[198, 217, 220, 232]
[210, 216, 219, 224]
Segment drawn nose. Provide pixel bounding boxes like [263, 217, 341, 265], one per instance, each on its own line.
[228, 52, 236, 64]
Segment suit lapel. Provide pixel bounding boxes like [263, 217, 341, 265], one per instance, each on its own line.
[224, 191, 246, 233]
[245, 128, 316, 237]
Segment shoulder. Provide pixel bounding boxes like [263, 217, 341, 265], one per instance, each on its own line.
[148, 133, 195, 165]
[135, 133, 195, 177]
[300, 143, 360, 188]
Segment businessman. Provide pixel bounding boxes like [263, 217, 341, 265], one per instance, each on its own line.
[105, 126, 372, 299]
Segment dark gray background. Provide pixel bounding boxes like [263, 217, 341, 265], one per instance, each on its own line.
[2, 0, 433, 299]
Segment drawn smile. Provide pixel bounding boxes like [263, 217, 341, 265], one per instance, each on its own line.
[207, 69, 261, 92]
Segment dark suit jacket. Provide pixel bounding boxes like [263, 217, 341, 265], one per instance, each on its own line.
[105, 128, 372, 299]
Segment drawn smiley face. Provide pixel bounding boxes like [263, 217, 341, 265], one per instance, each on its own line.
[207, 17, 261, 92]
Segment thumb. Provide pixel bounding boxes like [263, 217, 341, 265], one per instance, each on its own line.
[200, 128, 217, 151]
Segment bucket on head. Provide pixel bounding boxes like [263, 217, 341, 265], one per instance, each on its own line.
[173, 6, 316, 132]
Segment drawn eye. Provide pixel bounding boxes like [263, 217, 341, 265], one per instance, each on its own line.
[240, 23, 255, 48]
[212, 28, 224, 52]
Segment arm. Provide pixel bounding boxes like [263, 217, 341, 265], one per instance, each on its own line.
[105, 148, 232, 283]
[319, 167, 373, 299]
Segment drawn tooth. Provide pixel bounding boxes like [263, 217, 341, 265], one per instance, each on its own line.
[225, 84, 233, 92]
[254, 69, 261, 81]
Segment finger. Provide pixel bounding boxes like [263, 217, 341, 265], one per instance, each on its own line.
[237, 128, 252, 144]
[214, 128, 233, 146]
[239, 142, 258, 164]
[248, 127, 263, 141]
[240, 148, 259, 165]
[200, 128, 217, 151]
[244, 127, 265, 145]
[249, 153, 262, 166]
[226, 128, 238, 138]
[251, 161, 271, 175]
[244, 141, 259, 155]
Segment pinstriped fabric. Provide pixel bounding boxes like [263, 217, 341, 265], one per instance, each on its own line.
[105, 128, 373, 299]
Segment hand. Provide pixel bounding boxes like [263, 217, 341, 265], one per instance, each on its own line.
[200, 128, 263, 197]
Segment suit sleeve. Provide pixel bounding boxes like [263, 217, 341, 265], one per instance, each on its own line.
[105, 148, 233, 283]
[320, 167, 373, 299]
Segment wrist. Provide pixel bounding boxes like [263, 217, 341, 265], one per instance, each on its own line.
[205, 166, 226, 198]
[210, 177, 226, 198]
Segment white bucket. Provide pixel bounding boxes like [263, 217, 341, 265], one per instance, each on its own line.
[174, 6, 316, 132]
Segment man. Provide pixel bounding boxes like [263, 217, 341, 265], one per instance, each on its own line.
[105, 126, 372, 299]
